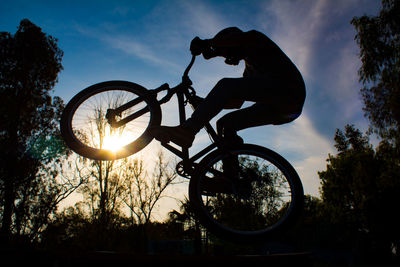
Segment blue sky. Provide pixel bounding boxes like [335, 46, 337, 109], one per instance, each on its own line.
[1, 0, 382, 197]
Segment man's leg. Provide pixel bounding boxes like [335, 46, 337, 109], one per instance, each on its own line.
[154, 75, 294, 147]
[216, 103, 292, 140]
[184, 77, 249, 132]
[217, 103, 293, 186]
[154, 77, 255, 147]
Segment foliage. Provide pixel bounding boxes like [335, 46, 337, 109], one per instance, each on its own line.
[41, 203, 192, 252]
[351, 0, 400, 141]
[0, 19, 81, 242]
[318, 125, 400, 259]
[41, 204, 135, 251]
[167, 197, 202, 240]
[307, 1, 400, 261]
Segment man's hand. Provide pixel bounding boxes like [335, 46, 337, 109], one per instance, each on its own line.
[190, 37, 207, 56]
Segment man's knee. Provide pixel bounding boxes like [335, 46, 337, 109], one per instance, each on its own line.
[214, 78, 233, 94]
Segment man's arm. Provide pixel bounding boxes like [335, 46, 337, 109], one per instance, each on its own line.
[190, 30, 263, 59]
[209, 30, 259, 49]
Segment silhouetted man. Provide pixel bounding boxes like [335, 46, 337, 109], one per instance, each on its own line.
[155, 27, 306, 147]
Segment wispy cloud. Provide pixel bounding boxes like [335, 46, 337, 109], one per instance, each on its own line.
[260, 0, 330, 79]
[176, 1, 227, 37]
[237, 113, 334, 196]
[74, 23, 183, 73]
[273, 116, 334, 196]
[102, 35, 182, 71]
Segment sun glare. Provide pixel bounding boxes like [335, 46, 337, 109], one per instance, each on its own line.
[102, 131, 132, 152]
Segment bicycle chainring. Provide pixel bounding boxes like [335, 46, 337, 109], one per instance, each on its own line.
[176, 161, 196, 178]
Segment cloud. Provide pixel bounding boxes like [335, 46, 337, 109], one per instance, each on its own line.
[176, 1, 227, 37]
[74, 23, 183, 74]
[241, 114, 334, 197]
[260, 0, 334, 80]
[275, 115, 334, 196]
[101, 35, 182, 72]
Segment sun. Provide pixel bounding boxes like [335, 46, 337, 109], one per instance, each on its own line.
[102, 131, 132, 152]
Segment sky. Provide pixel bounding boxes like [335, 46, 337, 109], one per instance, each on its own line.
[1, 0, 382, 198]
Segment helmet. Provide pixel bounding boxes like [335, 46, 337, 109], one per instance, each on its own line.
[213, 27, 243, 65]
[214, 27, 243, 40]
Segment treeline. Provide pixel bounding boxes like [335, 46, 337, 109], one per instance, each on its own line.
[1, 0, 399, 264]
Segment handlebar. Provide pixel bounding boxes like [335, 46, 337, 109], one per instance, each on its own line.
[183, 55, 196, 78]
[153, 55, 197, 105]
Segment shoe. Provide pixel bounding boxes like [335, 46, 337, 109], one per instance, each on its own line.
[153, 125, 195, 147]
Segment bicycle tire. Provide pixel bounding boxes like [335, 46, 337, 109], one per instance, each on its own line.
[189, 143, 304, 242]
[60, 81, 161, 160]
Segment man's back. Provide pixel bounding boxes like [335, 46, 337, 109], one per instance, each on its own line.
[242, 30, 301, 79]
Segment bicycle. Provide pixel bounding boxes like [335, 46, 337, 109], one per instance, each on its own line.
[60, 55, 304, 242]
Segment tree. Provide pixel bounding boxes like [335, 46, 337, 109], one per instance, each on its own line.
[122, 151, 178, 225]
[351, 0, 400, 142]
[77, 159, 126, 228]
[74, 150, 178, 250]
[349, 1, 400, 259]
[319, 125, 375, 227]
[75, 109, 128, 230]
[319, 125, 400, 259]
[167, 197, 203, 253]
[0, 19, 80, 243]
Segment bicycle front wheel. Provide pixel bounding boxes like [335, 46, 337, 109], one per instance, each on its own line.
[189, 144, 304, 241]
[60, 81, 161, 160]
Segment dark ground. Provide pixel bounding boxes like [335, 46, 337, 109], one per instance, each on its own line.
[2, 247, 400, 267]
[1, 248, 314, 267]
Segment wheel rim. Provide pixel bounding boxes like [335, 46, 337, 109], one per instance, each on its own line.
[63, 85, 156, 160]
[192, 148, 297, 237]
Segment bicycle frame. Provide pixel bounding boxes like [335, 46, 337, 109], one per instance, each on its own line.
[156, 56, 222, 164]
[106, 56, 222, 167]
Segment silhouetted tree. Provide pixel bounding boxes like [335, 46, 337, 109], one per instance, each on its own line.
[41, 203, 134, 251]
[77, 159, 125, 229]
[167, 197, 203, 253]
[319, 125, 400, 260]
[122, 151, 178, 225]
[351, 0, 400, 142]
[348, 0, 400, 260]
[0, 19, 80, 244]
[74, 112, 128, 237]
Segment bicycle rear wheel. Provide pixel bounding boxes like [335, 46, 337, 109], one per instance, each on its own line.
[189, 144, 304, 242]
[60, 81, 161, 160]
